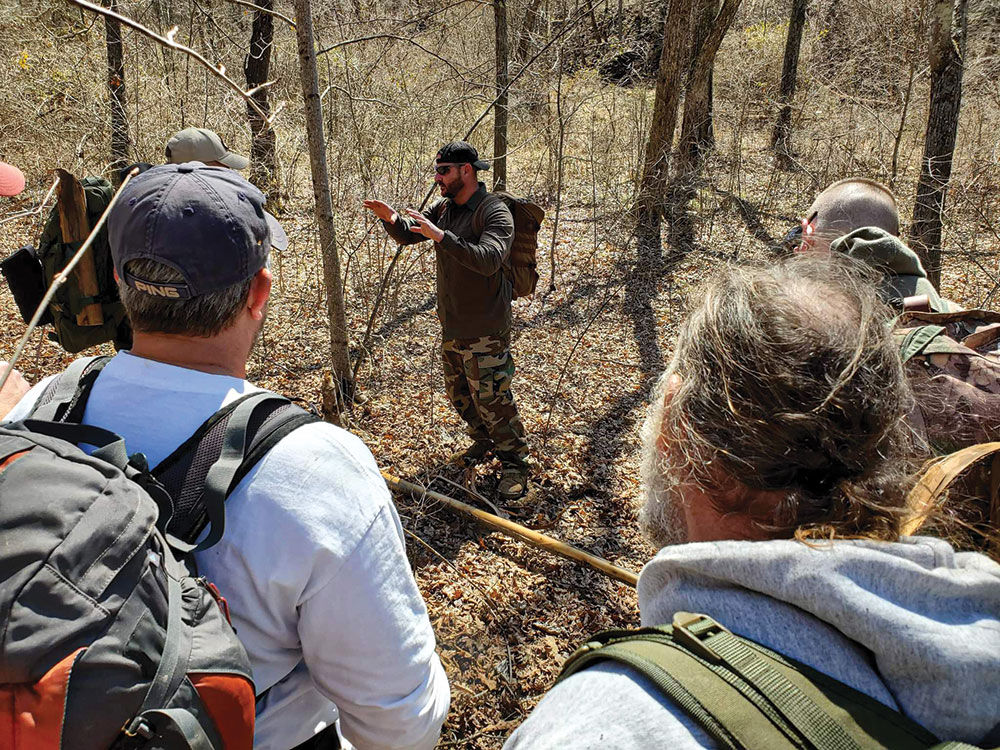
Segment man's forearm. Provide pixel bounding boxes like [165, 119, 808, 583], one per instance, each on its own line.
[0, 363, 30, 421]
[382, 215, 429, 246]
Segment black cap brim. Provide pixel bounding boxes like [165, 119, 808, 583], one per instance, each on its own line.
[472, 159, 490, 170]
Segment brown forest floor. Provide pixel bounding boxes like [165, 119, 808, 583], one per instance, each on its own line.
[1, 150, 998, 748]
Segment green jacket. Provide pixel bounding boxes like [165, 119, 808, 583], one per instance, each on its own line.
[829, 227, 954, 312]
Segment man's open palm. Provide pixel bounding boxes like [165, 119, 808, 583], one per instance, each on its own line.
[363, 199, 396, 223]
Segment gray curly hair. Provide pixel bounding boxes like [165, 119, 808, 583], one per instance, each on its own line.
[641, 254, 924, 546]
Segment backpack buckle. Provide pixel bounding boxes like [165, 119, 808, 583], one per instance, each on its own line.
[672, 611, 729, 663]
[123, 717, 153, 739]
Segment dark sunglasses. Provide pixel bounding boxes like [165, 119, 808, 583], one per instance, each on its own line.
[434, 164, 461, 175]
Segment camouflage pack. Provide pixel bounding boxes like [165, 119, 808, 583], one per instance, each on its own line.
[896, 308, 1000, 452]
[897, 309, 1000, 556]
[35, 176, 132, 353]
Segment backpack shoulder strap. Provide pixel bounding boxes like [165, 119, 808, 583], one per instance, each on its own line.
[152, 392, 320, 550]
[560, 612, 948, 750]
[29, 355, 113, 422]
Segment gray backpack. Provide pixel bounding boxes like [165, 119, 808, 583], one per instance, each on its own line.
[0, 356, 318, 749]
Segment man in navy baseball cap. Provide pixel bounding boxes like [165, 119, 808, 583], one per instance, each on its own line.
[5, 162, 451, 748]
[110, 163, 286, 306]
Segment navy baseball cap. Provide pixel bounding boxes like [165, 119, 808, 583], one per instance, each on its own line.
[109, 163, 287, 299]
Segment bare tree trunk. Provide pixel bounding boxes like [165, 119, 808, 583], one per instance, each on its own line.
[516, 0, 543, 63]
[635, 0, 696, 253]
[292, 0, 353, 413]
[549, 54, 565, 291]
[669, 0, 740, 250]
[909, 0, 968, 288]
[685, 0, 718, 150]
[104, 0, 131, 174]
[677, 0, 738, 173]
[494, 0, 510, 190]
[772, 0, 807, 170]
[244, 0, 278, 199]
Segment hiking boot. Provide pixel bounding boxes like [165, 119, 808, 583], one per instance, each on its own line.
[448, 441, 493, 466]
[497, 466, 530, 501]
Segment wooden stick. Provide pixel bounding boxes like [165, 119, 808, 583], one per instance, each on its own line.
[56, 169, 104, 327]
[382, 471, 639, 587]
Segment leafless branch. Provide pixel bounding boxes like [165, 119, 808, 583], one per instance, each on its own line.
[66, 0, 281, 130]
[222, 0, 296, 28]
[315, 34, 468, 79]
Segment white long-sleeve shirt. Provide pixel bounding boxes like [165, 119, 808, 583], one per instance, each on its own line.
[7, 352, 450, 750]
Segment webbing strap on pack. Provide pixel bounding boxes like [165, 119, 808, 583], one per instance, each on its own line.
[136, 565, 189, 714]
[195, 392, 283, 552]
[559, 612, 967, 750]
[19, 418, 129, 470]
[29, 355, 107, 421]
[673, 614, 862, 750]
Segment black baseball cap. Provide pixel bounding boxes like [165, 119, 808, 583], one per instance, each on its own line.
[436, 141, 490, 170]
[109, 163, 287, 299]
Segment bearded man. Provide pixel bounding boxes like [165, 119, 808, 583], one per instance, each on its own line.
[364, 141, 531, 501]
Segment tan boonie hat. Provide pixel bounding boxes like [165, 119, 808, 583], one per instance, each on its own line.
[165, 127, 249, 170]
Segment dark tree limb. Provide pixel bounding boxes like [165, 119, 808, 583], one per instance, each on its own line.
[910, 0, 969, 288]
[772, 0, 808, 170]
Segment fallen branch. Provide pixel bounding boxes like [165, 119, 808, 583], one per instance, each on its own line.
[0, 168, 139, 394]
[67, 0, 280, 129]
[383, 471, 639, 587]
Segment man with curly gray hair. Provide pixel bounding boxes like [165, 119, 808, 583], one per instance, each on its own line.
[505, 255, 1000, 749]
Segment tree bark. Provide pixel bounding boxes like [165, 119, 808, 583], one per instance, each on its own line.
[909, 0, 968, 288]
[104, 0, 131, 174]
[676, 0, 739, 175]
[668, 0, 740, 251]
[635, 0, 696, 253]
[516, 0, 543, 63]
[292, 0, 353, 411]
[493, 0, 510, 191]
[772, 0, 808, 170]
[244, 0, 278, 199]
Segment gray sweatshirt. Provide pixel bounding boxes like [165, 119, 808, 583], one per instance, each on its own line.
[505, 536, 1000, 748]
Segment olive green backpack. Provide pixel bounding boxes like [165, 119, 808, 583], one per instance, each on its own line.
[36, 176, 131, 353]
[560, 612, 997, 750]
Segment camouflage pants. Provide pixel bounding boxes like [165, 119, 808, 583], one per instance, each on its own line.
[442, 331, 529, 468]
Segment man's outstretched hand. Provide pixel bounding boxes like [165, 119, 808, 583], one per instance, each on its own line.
[404, 209, 445, 243]
[0, 362, 30, 421]
[363, 199, 397, 224]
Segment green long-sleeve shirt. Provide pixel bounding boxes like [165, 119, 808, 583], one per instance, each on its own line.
[382, 182, 514, 340]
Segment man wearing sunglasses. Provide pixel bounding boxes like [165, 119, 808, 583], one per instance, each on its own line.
[364, 141, 531, 502]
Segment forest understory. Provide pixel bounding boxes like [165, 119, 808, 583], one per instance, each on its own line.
[2, 0, 1000, 745]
